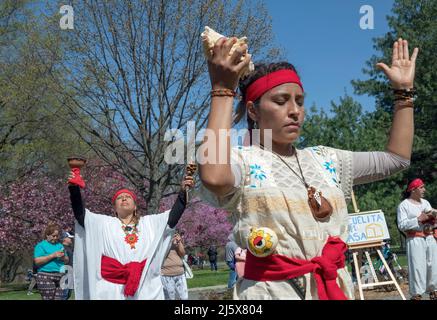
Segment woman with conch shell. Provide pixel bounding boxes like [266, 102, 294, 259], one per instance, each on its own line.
[198, 33, 418, 300]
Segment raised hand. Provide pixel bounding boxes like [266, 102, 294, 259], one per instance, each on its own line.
[67, 170, 75, 182]
[376, 38, 419, 90]
[173, 233, 182, 245]
[67, 169, 85, 188]
[181, 175, 195, 192]
[207, 37, 251, 90]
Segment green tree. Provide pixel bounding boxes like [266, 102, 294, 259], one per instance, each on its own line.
[0, 1, 89, 184]
[351, 0, 437, 247]
[352, 0, 437, 191]
[50, 0, 280, 213]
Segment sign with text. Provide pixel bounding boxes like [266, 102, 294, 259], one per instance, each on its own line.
[347, 210, 390, 246]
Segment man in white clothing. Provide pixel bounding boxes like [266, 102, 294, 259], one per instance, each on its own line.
[397, 178, 437, 300]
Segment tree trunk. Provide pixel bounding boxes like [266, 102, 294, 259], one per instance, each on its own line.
[0, 251, 23, 284]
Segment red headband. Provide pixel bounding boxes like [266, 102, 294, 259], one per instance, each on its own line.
[112, 189, 137, 204]
[407, 179, 424, 192]
[245, 69, 304, 103]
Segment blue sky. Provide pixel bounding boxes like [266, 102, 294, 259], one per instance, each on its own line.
[265, 0, 395, 114]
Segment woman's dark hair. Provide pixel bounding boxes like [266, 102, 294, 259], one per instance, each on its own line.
[234, 61, 299, 129]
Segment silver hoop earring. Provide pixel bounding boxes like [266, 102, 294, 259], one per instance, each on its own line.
[253, 121, 258, 129]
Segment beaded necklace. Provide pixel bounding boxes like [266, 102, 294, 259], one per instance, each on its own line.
[119, 216, 139, 249]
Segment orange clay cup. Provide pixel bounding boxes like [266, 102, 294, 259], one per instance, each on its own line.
[67, 156, 87, 189]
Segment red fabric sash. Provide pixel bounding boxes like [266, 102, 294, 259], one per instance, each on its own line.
[101, 255, 147, 297]
[407, 230, 437, 239]
[244, 236, 348, 300]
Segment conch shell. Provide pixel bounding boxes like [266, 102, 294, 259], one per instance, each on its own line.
[201, 26, 254, 77]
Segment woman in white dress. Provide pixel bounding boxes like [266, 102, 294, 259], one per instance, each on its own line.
[68, 171, 193, 300]
[199, 37, 418, 299]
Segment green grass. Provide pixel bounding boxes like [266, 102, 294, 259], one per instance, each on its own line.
[186, 267, 229, 289]
[0, 289, 75, 300]
[0, 290, 42, 300]
[0, 283, 75, 300]
[1, 255, 407, 299]
[0, 268, 229, 300]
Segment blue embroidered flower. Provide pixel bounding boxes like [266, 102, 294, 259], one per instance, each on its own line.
[249, 164, 267, 181]
[324, 160, 336, 173]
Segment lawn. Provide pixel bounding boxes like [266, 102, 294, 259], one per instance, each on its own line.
[0, 256, 407, 300]
[0, 289, 42, 300]
[0, 268, 229, 300]
[187, 267, 229, 289]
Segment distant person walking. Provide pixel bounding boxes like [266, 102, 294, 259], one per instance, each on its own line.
[207, 245, 218, 271]
[225, 237, 239, 288]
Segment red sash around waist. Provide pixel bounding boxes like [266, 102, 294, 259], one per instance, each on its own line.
[244, 236, 348, 300]
[407, 229, 437, 239]
[101, 255, 147, 297]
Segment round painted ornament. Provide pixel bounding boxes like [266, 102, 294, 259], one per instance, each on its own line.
[247, 227, 278, 257]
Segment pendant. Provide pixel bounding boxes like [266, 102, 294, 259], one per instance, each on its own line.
[313, 187, 322, 207]
[125, 233, 139, 249]
[307, 186, 333, 220]
[308, 186, 322, 208]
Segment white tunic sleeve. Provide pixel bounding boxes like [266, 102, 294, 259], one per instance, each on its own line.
[423, 199, 432, 212]
[352, 151, 410, 185]
[135, 210, 175, 300]
[198, 146, 248, 211]
[397, 201, 420, 232]
[73, 209, 113, 300]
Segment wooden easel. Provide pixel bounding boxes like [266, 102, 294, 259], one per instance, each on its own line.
[349, 190, 406, 300]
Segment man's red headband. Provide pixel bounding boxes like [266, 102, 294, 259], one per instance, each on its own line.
[245, 69, 304, 103]
[407, 178, 424, 192]
[112, 189, 137, 204]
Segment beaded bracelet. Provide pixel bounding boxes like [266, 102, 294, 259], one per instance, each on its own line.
[394, 98, 414, 108]
[211, 88, 237, 98]
[393, 87, 416, 101]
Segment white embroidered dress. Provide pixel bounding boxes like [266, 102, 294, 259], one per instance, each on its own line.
[73, 209, 174, 300]
[201, 145, 354, 300]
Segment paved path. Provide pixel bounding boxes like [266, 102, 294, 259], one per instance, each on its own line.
[188, 284, 433, 300]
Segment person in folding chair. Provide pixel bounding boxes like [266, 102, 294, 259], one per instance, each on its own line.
[397, 178, 437, 300]
[199, 35, 418, 300]
[67, 171, 194, 300]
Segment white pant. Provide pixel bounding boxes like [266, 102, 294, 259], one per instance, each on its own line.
[406, 236, 437, 295]
[161, 274, 188, 300]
